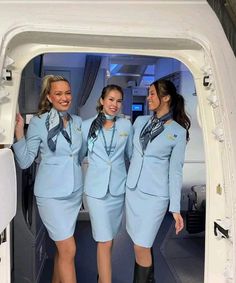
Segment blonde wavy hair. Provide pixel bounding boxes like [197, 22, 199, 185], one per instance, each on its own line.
[37, 75, 70, 115]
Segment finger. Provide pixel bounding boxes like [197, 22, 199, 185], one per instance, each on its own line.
[176, 224, 180, 234]
[176, 219, 183, 234]
[16, 113, 22, 121]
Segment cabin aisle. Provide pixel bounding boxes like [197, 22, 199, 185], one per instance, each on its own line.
[160, 216, 205, 283]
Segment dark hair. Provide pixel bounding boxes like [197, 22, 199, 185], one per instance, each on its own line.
[96, 84, 124, 112]
[38, 75, 70, 115]
[151, 79, 191, 141]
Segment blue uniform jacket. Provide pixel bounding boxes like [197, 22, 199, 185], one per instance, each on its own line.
[13, 112, 83, 198]
[81, 116, 133, 198]
[126, 115, 187, 213]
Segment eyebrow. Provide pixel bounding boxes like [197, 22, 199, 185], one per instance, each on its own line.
[53, 90, 71, 93]
[107, 95, 122, 99]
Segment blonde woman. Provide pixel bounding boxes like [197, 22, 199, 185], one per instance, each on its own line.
[13, 75, 83, 283]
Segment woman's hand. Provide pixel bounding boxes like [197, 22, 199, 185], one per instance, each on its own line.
[172, 212, 184, 235]
[15, 113, 25, 141]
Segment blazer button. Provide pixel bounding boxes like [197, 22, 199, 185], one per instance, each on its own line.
[69, 154, 73, 157]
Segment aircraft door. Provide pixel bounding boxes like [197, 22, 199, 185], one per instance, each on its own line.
[0, 148, 17, 283]
[0, 148, 17, 234]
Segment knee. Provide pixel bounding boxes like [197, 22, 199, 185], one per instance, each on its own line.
[56, 238, 76, 260]
[134, 244, 150, 261]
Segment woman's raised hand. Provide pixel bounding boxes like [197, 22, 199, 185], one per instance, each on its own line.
[15, 113, 25, 141]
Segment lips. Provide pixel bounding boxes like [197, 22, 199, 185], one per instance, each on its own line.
[60, 101, 71, 106]
[109, 108, 118, 112]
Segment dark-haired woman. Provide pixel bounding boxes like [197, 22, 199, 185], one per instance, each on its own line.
[125, 79, 191, 282]
[13, 75, 83, 283]
[81, 85, 133, 283]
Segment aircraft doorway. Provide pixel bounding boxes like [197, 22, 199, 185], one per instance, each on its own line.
[13, 52, 206, 283]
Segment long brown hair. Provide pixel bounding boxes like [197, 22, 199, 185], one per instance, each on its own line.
[37, 75, 70, 116]
[151, 79, 191, 141]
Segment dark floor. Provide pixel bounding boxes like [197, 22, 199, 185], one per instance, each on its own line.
[39, 213, 204, 283]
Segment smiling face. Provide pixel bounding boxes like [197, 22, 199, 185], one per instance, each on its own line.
[147, 84, 170, 116]
[147, 85, 161, 112]
[100, 89, 123, 116]
[47, 81, 72, 112]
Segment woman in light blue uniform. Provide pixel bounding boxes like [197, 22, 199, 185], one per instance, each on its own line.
[125, 79, 191, 283]
[81, 85, 133, 283]
[13, 75, 83, 283]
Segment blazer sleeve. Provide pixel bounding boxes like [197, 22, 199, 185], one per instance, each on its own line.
[12, 117, 41, 169]
[168, 131, 187, 213]
[79, 120, 89, 163]
[71, 115, 84, 165]
[125, 120, 134, 161]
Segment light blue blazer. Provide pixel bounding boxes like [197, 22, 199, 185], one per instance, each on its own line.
[126, 115, 187, 213]
[81, 116, 133, 198]
[13, 112, 83, 198]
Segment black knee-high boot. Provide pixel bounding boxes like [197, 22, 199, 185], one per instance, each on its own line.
[148, 248, 155, 283]
[133, 262, 154, 283]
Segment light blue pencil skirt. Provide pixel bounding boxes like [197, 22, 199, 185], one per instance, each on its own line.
[36, 189, 82, 241]
[85, 192, 125, 242]
[125, 186, 169, 248]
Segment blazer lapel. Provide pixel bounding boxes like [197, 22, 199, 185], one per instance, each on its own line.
[86, 117, 110, 162]
[135, 116, 150, 155]
[109, 119, 122, 157]
[70, 118, 82, 152]
[94, 133, 110, 161]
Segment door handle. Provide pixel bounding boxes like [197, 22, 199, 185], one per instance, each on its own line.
[0, 229, 6, 245]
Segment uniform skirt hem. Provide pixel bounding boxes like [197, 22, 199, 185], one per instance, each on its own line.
[50, 232, 75, 242]
[86, 193, 124, 242]
[36, 190, 82, 242]
[125, 187, 169, 249]
[126, 227, 153, 248]
[93, 232, 119, 243]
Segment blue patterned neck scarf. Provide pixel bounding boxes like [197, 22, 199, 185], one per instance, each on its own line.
[139, 111, 173, 151]
[45, 108, 72, 152]
[87, 112, 116, 152]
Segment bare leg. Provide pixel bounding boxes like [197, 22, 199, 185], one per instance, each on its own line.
[55, 236, 77, 283]
[97, 240, 113, 283]
[51, 249, 61, 283]
[134, 244, 152, 267]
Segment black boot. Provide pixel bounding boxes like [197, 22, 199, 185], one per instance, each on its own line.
[147, 265, 155, 283]
[133, 262, 154, 283]
[148, 248, 155, 283]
